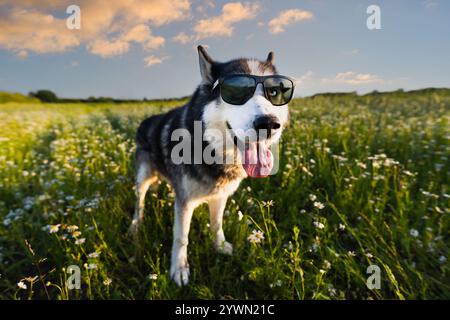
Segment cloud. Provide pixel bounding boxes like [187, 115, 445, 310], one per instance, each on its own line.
[17, 50, 28, 59]
[268, 9, 313, 34]
[121, 24, 165, 51]
[342, 49, 359, 55]
[196, 0, 215, 14]
[423, 0, 438, 8]
[321, 72, 384, 85]
[0, 8, 80, 54]
[0, 0, 190, 58]
[193, 2, 260, 39]
[144, 55, 168, 67]
[172, 32, 194, 45]
[87, 39, 130, 58]
[294, 70, 314, 86]
[87, 24, 165, 58]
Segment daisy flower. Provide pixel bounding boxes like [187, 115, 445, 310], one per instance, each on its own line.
[49, 224, 61, 234]
[85, 263, 97, 270]
[313, 202, 325, 210]
[313, 221, 325, 229]
[88, 252, 100, 259]
[75, 238, 86, 245]
[17, 281, 27, 290]
[262, 200, 274, 208]
[72, 231, 82, 238]
[247, 230, 265, 244]
[409, 229, 419, 237]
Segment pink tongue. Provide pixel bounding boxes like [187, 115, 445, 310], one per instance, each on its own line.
[243, 142, 273, 178]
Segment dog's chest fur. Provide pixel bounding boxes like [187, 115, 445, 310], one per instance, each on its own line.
[181, 171, 243, 203]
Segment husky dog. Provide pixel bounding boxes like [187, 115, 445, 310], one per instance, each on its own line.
[131, 46, 294, 286]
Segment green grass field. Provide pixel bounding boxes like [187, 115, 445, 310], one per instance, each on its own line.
[0, 91, 448, 299]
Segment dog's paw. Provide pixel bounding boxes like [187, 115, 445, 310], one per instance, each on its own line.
[170, 264, 190, 287]
[215, 240, 233, 255]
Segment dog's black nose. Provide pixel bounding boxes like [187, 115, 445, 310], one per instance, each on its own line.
[253, 115, 281, 138]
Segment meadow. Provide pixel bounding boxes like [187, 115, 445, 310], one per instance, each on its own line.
[0, 90, 448, 299]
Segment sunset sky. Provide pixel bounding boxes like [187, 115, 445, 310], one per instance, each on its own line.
[1, 0, 449, 99]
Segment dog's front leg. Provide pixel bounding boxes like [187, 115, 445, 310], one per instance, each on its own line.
[170, 199, 194, 286]
[208, 196, 233, 255]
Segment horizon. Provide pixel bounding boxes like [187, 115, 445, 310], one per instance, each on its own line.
[1, 1, 450, 99]
[4, 86, 450, 102]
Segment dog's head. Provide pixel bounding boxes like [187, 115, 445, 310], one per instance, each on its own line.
[198, 45, 293, 178]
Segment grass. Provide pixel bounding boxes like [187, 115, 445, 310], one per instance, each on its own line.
[0, 91, 448, 299]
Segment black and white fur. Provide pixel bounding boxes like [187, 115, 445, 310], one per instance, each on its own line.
[131, 46, 289, 286]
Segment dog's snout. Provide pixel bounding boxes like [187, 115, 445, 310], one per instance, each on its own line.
[253, 115, 281, 138]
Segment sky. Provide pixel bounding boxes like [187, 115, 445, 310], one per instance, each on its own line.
[0, 0, 449, 99]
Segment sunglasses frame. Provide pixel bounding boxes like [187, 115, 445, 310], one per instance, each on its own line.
[217, 74, 295, 106]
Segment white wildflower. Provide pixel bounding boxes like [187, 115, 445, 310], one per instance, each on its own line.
[49, 224, 61, 234]
[403, 170, 414, 177]
[88, 252, 100, 259]
[75, 238, 86, 245]
[409, 229, 419, 237]
[262, 200, 275, 207]
[247, 230, 265, 244]
[17, 281, 27, 290]
[149, 273, 158, 280]
[313, 201, 325, 210]
[313, 221, 325, 229]
[66, 225, 79, 233]
[72, 231, 82, 238]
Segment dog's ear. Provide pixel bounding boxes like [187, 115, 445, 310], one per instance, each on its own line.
[198, 45, 214, 83]
[266, 51, 275, 64]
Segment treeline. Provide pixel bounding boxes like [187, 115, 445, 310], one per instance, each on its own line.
[2, 88, 450, 104]
[309, 88, 450, 99]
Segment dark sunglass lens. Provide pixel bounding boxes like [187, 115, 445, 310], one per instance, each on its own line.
[264, 77, 294, 105]
[221, 76, 256, 105]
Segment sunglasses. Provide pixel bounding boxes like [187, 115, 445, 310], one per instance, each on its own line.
[216, 74, 295, 106]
